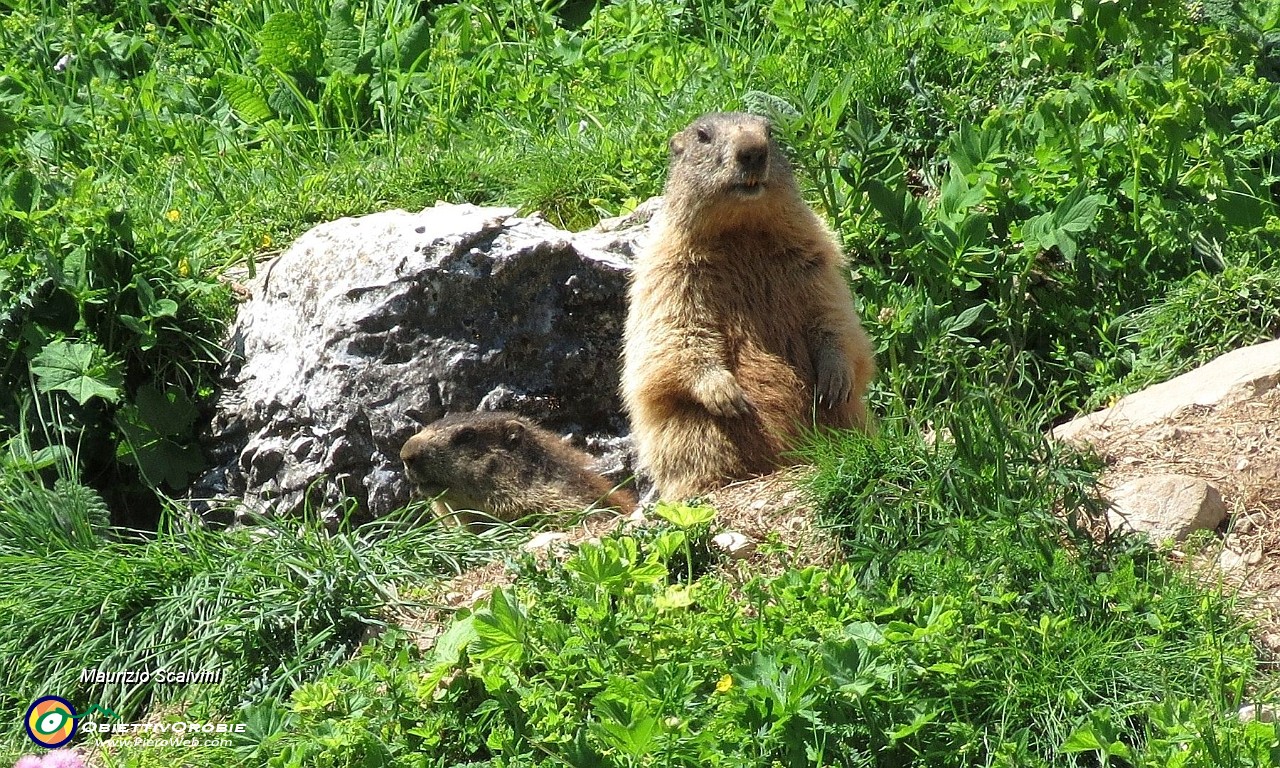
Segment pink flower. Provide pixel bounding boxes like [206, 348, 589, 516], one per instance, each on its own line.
[12, 752, 87, 768]
[41, 752, 86, 768]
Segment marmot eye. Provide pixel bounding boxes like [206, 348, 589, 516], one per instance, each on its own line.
[696, 127, 712, 143]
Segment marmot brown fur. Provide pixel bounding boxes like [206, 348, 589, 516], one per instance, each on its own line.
[399, 411, 637, 528]
[622, 111, 875, 500]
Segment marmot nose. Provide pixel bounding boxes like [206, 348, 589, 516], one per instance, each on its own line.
[736, 143, 768, 173]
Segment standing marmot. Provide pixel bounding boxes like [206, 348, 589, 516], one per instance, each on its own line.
[622, 112, 875, 500]
[400, 411, 637, 529]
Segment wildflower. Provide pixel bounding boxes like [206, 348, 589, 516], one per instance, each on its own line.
[260, 234, 272, 248]
[12, 752, 87, 768]
[165, 209, 180, 223]
[41, 752, 87, 768]
[178, 257, 191, 277]
[715, 674, 733, 693]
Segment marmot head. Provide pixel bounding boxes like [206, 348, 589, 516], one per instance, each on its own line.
[662, 112, 799, 229]
[399, 411, 538, 497]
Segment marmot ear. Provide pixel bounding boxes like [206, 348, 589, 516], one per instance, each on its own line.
[504, 421, 526, 446]
[669, 134, 685, 158]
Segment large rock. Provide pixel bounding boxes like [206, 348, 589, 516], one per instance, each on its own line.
[1106, 474, 1227, 544]
[193, 202, 659, 524]
[1054, 339, 1280, 441]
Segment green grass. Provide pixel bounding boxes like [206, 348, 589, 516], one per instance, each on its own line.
[209, 395, 1273, 766]
[0, 462, 508, 759]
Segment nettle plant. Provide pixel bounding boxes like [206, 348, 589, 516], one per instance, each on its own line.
[218, 0, 431, 137]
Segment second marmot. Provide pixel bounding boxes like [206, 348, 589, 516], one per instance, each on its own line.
[622, 111, 876, 500]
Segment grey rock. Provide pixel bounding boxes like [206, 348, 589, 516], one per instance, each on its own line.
[193, 202, 657, 524]
[1106, 473, 1227, 544]
[1054, 339, 1280, 442]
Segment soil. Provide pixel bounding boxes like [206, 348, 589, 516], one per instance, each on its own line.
[1066, 385, 1280, 655]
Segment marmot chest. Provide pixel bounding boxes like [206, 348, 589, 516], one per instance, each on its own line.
[693, 248, 821, 362]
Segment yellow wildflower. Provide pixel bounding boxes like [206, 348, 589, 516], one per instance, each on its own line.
[260, 234, 273, 248]
[165, 209, 180, 223]
[715, 674, 733, 694]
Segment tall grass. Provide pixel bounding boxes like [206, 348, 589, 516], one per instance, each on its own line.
[803, 390, 1262, 762]
[0, 465, 504, 755]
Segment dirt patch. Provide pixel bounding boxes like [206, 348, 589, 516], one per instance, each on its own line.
[1070, 385, 1280, 652]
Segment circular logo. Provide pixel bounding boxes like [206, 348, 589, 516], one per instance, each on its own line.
[24, 696, 77, 748]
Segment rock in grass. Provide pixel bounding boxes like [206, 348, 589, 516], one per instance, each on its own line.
[1238, 703, 1280, 723]
[1105, 474, 1227, 544]
[712, 531, 755, 559]
[193, 202, 656, 525]
[1053, 339, 1280, 441]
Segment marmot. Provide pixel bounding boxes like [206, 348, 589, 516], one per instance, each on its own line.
[399, 411, 637, 529]
[622, 111, 876, 500]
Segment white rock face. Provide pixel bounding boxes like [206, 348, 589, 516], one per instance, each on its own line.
[1054, 339, 1280, 441]
[193, 202, 656, 523]
[1106, 474, 1227, 543]
[711, 531, 756, 559]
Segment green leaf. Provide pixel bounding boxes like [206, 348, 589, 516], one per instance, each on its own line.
[889, 708, 939, 741]
[942, 304, 984, 336]
[30, 341, 122, 405]
[654, 584, 694, 612]
[378, 18, 431, 72]
[743, 90, 802, 127]
[473, 588, 526, 663]
[116, 412, 206, 489]
[324, 0, 361, 76]
[1052, 184, 1102, 233]
[258, 11, 320, 74]
[948, 124, 1005, 176]
[1060, 725, 1106, 753]
[134, 385, 198, 437]
[590, 699, 660, 758]
[654, 501, 716, 528]
[432, 614, 478, 667]
[865, 180, 923, 237]
[5, 168, 38, 214]
[219, 71, 274, 124]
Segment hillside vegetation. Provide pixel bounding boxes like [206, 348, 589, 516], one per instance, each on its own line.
[2, 0, 1280, 765]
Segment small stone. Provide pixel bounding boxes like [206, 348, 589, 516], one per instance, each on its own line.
[1238, 704, 1279, 723]
[1218, 544, 1262, 572]
[1106, 474, 1226, 544]
[1236, 457, 1251, 471]
[712, 531, 756, 559]
[523, 532, 570, 552]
